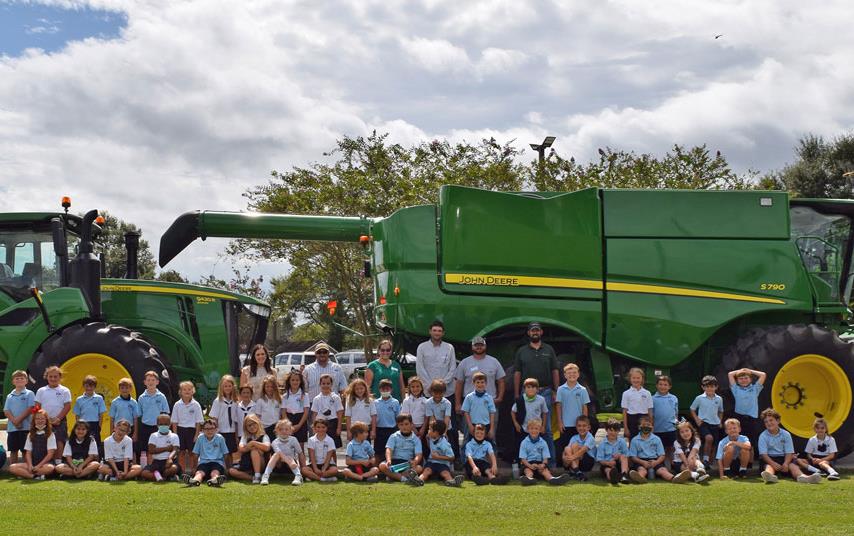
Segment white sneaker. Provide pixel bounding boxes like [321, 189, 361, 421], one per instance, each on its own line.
[260, 474, 270, 485]
[827, 473, 840, 481]
[761, 471, 778, 484]
[291, 475, 303, 486]
[252, 475, 261, 484]
[696, 473, 710, 483]
[798, 473, 821, 484]
[672, 470, 692, 484]
[319, 476, 337, 483]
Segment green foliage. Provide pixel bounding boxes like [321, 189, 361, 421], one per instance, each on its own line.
[775, 134, 854, 198]
[196, 267, 266, 300]
[97, 211, 155, 279]
[155, 269, 189, 283]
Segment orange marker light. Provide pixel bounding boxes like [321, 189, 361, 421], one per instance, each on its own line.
[359, 235, 370, 245]
[393, 286, 400, 296]
[326, 300, 337, 316]
[95, 216, 105, 225]
[61, 196, 71, 208]
[379, 296, 387, 305]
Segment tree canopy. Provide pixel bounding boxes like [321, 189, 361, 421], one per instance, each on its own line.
[98, 211, 156, 279]
[767, 134, 854, 198]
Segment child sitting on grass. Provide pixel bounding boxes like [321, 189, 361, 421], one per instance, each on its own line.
[99, 419, 142, 482]
[262, 418, 304, 486]
[758, 408, 820, 484]
[342, 421, 379, 483]
[796, 417, 840, 481]
[464, 424, 507, 485]
[561, 415, 596, 481]
[140, 413, 181, 482]
[228, 414, 271, 483]
[716, 418, 751, 479]
[303, 418, 339, 482]
[379, 414, 423, 484]
[628, 415, 689, 484]
[55, 420, 100, 479]
[8, 408, 55, 480]
[183, 418, 229, 487]
[672, 421, 709, 483]
[414, 420, 463, 487]
[518, 419, 571, 486]
[595, 418, 629, 484]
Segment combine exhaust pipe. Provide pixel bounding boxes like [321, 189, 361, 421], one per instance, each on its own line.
[125, 231, 140, 279]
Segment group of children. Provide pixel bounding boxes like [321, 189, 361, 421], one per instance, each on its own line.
[2, 362, 844, 486]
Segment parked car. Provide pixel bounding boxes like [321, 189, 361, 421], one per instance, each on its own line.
[335, 349, 370, 379]
[273, 351, 339, 385]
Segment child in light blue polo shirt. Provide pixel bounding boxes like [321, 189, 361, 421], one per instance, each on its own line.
[110, 378, 141, 442]
[689, 376, 723, 466]
[628, 416, 689, 483]
[415, 420, 463, 487]
[561, 415, 596, 480]
[652, 376, 679, 461]
[463, 424, 507, 485]
[185, 419, 229, 487]
[727, 367, 766, 457]
[716, 418, 752, 479]
[518, 419, 571, 486]
[378, 414, 423, 483]
[757, 408, 820, 484]
[461, 372, 496, 443]
[342, 421, 379, 482]
[3, 370, 35, 465]
[137, 370, 170, 462]
[596, 418, 629, 484]
[554, 364, 590, 455]
[72, 375, 107, 458]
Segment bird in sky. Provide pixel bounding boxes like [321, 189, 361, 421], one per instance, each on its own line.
[715, 34, 724, 39]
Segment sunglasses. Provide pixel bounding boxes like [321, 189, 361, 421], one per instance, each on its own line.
[316, 350, 329, 354]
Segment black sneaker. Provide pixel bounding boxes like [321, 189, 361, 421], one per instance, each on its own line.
[549, 473, 572, 486]
[520, 475, 536, 486]
[620, 473, 629, 484]
[576, 471, 588, 482]
[738, 467, 748, 479]
[608, 469, 620, 484]
[490, 475, 509, 485]
[472, 475, 490, 486]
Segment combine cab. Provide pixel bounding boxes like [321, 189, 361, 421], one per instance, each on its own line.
[159, 186, 854, 455]
[0, 202, 269, 437]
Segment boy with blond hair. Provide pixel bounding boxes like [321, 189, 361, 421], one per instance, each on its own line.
[555, 363, 590, 455]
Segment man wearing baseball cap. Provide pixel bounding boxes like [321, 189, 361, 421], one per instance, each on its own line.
[454, 336, 506, 408]
[513, 322, 560, 465]
[303, 342, 347, 402]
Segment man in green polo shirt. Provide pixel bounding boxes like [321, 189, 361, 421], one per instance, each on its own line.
[513, 322, 560, 465]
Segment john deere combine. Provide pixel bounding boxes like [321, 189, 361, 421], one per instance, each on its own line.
[0, 201, 269, 436]
[159, 186, 854, 455]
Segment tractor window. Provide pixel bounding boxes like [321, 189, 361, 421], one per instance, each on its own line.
[791, 206, 851, 301]
[0, 229, 58, 298]
[225, 301, 271, 372]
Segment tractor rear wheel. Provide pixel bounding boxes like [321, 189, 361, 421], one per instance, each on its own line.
[719, 324, 853, 457]
[28, 322, 175, 439]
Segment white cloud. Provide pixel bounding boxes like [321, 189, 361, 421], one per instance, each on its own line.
[2, 0, 854, 285]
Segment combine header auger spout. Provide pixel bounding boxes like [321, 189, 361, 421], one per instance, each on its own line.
[158, 210, 373, 267]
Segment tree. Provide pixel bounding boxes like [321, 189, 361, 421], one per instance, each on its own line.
[229, 133, 744, 350]
[155, 269, 188, 283]
[97, 211, 156, 279]
[774, 134, 854, 198]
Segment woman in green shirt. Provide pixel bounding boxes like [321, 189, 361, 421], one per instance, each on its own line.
[364, 339, 405, 401]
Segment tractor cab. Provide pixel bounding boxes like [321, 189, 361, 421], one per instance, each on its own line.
[0, 212, 83, 307]
[790, 199, 854, 310]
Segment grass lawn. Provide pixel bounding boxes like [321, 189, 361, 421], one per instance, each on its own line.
[1, 473, 852, 535]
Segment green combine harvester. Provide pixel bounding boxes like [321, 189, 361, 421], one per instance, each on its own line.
[0, 201, 269, 437]
[159, 186, 854, 456]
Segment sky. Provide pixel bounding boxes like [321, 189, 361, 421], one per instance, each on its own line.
[2, 0, 854, 285]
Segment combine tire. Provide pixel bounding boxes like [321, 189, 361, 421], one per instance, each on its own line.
[719, 324, 853, 457]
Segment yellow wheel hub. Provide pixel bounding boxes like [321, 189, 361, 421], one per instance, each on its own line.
[771, 354, 852, 438]
[62, 353, 136, 440]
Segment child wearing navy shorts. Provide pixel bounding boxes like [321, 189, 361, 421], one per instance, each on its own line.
[171, 381, 203, 474]
[689, 376, 724, 468]
[627, 416, 689, 483]
[137, 370, 170, 466]
[464, 424, 506, 485]
[141, 413, 181, 481]
[621, 367, 653, 445]
[378, 414, 423, 483]
[561, 415, 596, 480]
[652, 375, 678, 465]
[373, 379, 400, 465]
[413, 420, 463, 487]
[183, 418, 229, 487]
[228, 414, 271, 483]
[3, 370, 35, 465]
[342, 421, 380, 482]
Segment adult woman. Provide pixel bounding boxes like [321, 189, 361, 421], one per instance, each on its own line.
[240, 344, 274, 401]
[364, 339, 405, 401]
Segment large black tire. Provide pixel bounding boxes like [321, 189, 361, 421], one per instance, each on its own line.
[717, 324, 854, 457]
[28, 322, 176, 403]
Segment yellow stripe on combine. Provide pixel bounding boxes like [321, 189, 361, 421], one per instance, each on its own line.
[100, 284, 236, 301]
[443, 273, 785, 305]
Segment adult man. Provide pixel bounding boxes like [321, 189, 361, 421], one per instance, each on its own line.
[416, 320, 459, 462]
[454, 336, 506, 408]
[303, 343, 347, 401]
[513, 322, 560, 465]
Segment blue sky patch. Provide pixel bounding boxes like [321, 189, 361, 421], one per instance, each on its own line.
[0, 1, 127, 56]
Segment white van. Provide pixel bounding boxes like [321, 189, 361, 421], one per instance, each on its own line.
[334, 349, 370, 379]
[273, 351, 339, 384]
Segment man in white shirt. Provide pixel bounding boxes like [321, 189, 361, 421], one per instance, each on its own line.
[415, 320, 459, 464]
[303, 343, 347, 401]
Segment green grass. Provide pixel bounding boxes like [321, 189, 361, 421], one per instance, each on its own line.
[1, 474, 852, 535]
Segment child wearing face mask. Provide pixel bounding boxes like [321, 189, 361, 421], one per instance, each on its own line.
[141, 413, 181, 481]
[373, 379, 401, 464]
[627, 415, 690, 483]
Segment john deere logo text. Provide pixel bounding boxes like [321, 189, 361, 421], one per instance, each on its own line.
[455, 275, 519, 286]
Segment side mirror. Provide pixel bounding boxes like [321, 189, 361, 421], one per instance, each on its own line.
[51, 218, 67, 258]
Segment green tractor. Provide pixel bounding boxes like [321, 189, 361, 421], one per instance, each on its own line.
[159, 186, 854, 456]
[0, 202, 269, 437]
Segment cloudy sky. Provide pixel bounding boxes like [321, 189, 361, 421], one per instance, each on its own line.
[2, 0, 853, 283]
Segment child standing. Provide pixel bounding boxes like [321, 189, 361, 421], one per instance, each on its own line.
[628, 416, 690, 483]
[511, 378, 549, 459]
[555, 363, 590, 456]
[797, 417, 840, 480]
[689, 375, 724, 468]
[727, 367, 766, 458]
[99, 419, 142, 481]
[652, 375, 679, 464]
[461, 372, 497, 444]
[8, 408, 56, 480]
[464, 424, 506, 485]
[109, 377, 141, 460]
[758, 408, 821, 484]
[262, 418, 304, 486]
[184, 418, 230, 487]
[425, 379, 452, 433]
[55, 420, 100, 479]
[255, 375, 284, 441]
[672, 421, 709, 483]
[72, 375, 107, 459]
[228, 414, 271, 483]
[342, 421, 380, 482]
[281, 371, 310, 446]
[236, 385, 256, 442]
[401, 376, 428, 449]
[303, 419, 339, 482]
[595, 418, 630, 484]
[310, 374, 344, 448]
[621, 367, 653, 444]
[171, 380, 203, 474]
[141, 413, 181, 482]
[716, 418, 752, 479]
[209, 375, 240, 460]
[344, 378, 377, 442]
[136, 370, 170, 467]
[416, 420, 463, 487]
[561, 415, 596, 480]
[3, 369, 35, 465]
[374, 379, 401, 464]
[379, 414, 424, 483]
[518, 419, 570, 485]
[35, 365, 71, 463]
